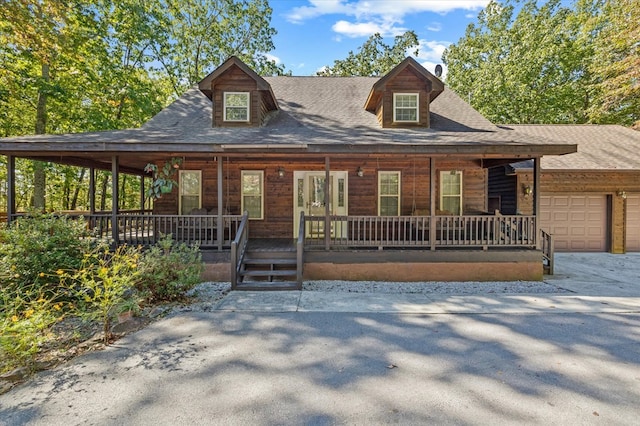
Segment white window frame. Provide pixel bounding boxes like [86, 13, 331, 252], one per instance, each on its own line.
[223, 92, 250, 122]
[241, 170, 264, 220]
[440, 170, 463, 215]
[378, 171, 401, 216]
[178, 170, 202, 215]
[393, 93, 419, 123]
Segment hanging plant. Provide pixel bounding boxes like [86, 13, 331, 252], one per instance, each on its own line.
[144, 157, 183, 199]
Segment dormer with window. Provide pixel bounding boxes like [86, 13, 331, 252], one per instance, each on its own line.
[364, 57, 444, 128]
[198, 56, 278, 127]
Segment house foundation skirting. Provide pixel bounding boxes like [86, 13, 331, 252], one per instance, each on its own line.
[201, 250, 543, 282]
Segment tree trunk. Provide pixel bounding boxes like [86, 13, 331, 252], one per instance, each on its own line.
[33, 61, 49, 210]
[70, 168, 86, 210]
[99, 172, 109, 211]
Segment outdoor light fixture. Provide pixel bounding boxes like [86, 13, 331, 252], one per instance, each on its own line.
[277, 166, 285, 178]
[523, 184, 532, 196]
[357, 166, 364, 177]
[617, 190, 627, 199]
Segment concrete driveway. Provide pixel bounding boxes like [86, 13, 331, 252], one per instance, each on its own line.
[1, 253, 639, 425]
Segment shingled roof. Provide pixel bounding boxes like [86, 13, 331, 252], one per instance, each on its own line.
[506, 125, 640, 170]
[0, 59, 577, 170]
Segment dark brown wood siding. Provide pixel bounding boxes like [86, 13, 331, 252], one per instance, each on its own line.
[151, 155, 489, 239]
[488, 166, 517, 214]
[211, 65, 259, 127]
[379, 67, 431, 128]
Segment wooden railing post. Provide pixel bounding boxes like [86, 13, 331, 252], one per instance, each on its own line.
[297, 211, 305, 289]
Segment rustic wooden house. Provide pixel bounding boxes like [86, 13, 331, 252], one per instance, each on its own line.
[0, 56, 577, 288]
[490, 125, 640, 253]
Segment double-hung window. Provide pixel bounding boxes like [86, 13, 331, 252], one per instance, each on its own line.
[440, 171, 463, 215]
[224, 92, 250, 122]
[378, 171, 401, 216]
[393, 93, 418, 122]
[241, 170, 263, 219]
[179, 170, 202, 215]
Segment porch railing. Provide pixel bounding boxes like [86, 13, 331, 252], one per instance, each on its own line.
[303, 215, 537, 250]
[86, 213, 244, 249]
[540, 228, 554, 275]
[296, 211, 306, 287]
[230, 212, 250, 289]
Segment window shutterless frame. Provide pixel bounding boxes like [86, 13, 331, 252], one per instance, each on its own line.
[223, 92, 250, 122]
[378, 171, 401, 216]
[241, 170, 264, 219]
[440, 170, 463, 215]
[178, 170, 202, 215]
[393, 93, 419, 123]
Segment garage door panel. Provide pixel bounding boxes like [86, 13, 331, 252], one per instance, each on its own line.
[626, 195, 640, 252]
[540, 195, 607, 252]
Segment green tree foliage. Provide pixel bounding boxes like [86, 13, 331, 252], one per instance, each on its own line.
[0, 0, 284, 213]
[444, 0, 638, 126]
[588, 0, 640, 126]
[443, 0, 593, 124]
[317, 31, 419, 76]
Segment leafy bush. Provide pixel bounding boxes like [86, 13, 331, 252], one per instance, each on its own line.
[0, 288, 64, 372]
[62, 244, 141, 344]
[0, 213, 91, 301]
[136, 235, 203, 302]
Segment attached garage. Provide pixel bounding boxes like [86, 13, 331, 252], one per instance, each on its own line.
[540, 195, 608, 252]
[626, 195, 640, 252]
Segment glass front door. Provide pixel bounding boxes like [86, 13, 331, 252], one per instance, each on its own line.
[293, 171, 347, 238]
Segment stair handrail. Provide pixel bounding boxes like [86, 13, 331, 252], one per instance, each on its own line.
[540, 228, 554, 275]
[296, 211, 305, 288]
[230, 211, 250, 289]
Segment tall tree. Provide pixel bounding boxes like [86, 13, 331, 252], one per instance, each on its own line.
[149, 0, 284, 96]
[588, 0, 639, 126]
[317, 31, 419, 77]
[443, 0, 594, 124]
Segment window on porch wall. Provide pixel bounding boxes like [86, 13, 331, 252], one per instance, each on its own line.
[179, 170, 202, 215]
[440, 171, 462, 215]
[378, 171, 401, 216]
[242, 170, 263, 219]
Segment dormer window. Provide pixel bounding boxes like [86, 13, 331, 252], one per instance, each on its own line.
[224, 92, 250, 122]
[393, 93, 419, 122]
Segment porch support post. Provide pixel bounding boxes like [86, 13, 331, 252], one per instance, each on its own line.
[324, 156, 330, 251]
[6, 155, 15, 226]
[89, 167, 95, 214]
[429, 157, 436, 251]
[111, 156, 119, 246]
[139, 175, 145, 212]
[217, 155, 223, 250]
[533, 157, 541, 249]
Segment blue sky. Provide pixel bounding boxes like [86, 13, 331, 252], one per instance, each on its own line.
[267, 0, 492, 76]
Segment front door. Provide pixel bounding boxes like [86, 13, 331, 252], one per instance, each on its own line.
[293, 171, 348, 238]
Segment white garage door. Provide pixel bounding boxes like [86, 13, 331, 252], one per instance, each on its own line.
[626, 195, 640, 252]
[540, 195, 607, 252]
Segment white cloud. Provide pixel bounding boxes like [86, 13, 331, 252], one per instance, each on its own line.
[416, 39, 450, 63]
[264, 53, 282, 64]
[332, 20, 407, 38]
[286, 0, 489, 24]
[420, 61, 448, 79]
[427, 22, 442, 32]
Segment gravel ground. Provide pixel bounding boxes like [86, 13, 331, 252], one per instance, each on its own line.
[172, 279, 567, 314]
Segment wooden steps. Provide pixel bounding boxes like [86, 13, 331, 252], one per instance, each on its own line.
[236, 248, 301, 290]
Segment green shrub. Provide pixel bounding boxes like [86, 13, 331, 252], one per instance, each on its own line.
[0, 213, 91, 301]
[62, 244, 141, 344]
[0, 289, 63, 372]
[137, 235, 203, 302]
